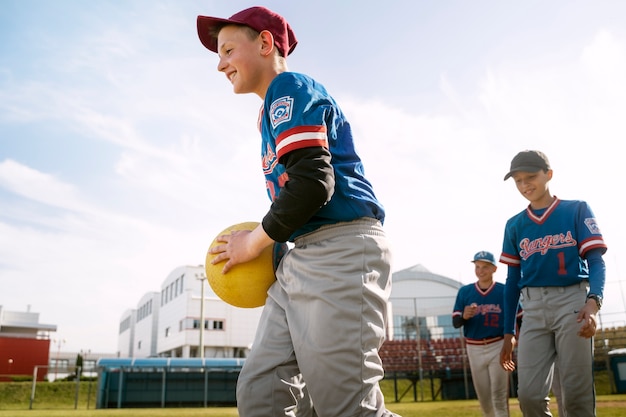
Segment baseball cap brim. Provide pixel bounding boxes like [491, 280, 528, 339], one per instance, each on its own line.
[197, 16, 235, 53]
[503, 165, 543, 181]
[472, 258, 497, 266]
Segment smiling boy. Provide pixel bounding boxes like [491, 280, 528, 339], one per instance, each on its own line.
[453, 251, 511, 417]
[197, 6, 398, 417]
[499, 150, 607, 417]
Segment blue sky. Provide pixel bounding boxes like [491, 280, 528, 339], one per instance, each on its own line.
[2, 0, 626, 353]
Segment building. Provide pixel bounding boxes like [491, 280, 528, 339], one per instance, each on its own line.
[0, 305, 56, 381]
[117, 263, 466, 360]
[389, 264, 463, 341]
[118, 265, 263, 359]
[110, 262, 479, 402]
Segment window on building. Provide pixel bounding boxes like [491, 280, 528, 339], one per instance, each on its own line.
[119, 317, 131, 333]
[138, 340, 142, 350]
[179, 317, 224, 331]
[49, 359, 69, 371]
[180, 318, 195, 330]
[165, 327, 170, 337]
[82, 360, 96, 372]
[210, 320, 224, 330]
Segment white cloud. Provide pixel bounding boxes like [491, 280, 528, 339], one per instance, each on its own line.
[0, 159, 82, 210]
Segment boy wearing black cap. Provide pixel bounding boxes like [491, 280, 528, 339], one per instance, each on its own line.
[499, 150, 607, 416]
[197, 6, 398, 417]
[453, 251, 512, 417]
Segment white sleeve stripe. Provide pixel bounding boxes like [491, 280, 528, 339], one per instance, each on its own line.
[276, 131, 327, 153]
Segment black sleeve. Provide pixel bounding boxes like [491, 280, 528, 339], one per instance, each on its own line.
[262, 146, 334, 242]
[452, 315, 465, 329]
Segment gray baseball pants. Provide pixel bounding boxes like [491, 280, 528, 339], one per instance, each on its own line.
[517, 282, 595, 417]
[236, 218, 400, 417]
[466, 340, 510, 417]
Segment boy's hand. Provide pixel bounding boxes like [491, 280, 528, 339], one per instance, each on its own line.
[463, 303, 478, 320]
[577, 300, 599, 338]
[210, 224, 274, 273]
[500, 334, 516, 372]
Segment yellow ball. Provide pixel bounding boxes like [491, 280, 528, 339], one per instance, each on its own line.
[205, 221, 287, 308]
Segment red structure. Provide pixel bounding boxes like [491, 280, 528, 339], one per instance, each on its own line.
[0, 305, 56, 382]
[0, 337, 51, 381]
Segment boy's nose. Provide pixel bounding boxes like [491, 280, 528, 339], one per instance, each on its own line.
[217, 57, 227, 72]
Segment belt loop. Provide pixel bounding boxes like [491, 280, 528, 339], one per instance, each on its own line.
[523, 287, 530, 300]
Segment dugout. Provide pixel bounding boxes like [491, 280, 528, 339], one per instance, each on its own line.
[609, 348, 626, 394]
[96, 357, 243, 408]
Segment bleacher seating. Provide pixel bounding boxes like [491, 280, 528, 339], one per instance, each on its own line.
[379, 338, 468, 373]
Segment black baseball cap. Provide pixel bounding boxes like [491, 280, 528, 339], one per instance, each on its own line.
[197, 6, 298, 57]
[503, 150, 551, 181]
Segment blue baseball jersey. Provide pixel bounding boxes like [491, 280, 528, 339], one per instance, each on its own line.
[259, 72, 384, 240]
[500, 197, 607, 332]
[453, 281, 506, 340]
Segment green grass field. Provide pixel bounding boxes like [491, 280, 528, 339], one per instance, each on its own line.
[0, 396, 625, 417]
[1, 379, 624, 416]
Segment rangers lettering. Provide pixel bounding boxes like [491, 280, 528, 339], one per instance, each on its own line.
[476, 304, 502, 315]
[519, 231, 577, 259]
[262, 143, 278, 175]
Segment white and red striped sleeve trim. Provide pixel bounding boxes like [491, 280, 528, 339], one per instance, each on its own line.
[579, 237, 607, 256]
[499, 253, 520, 266]
[275, 125, 328, 160]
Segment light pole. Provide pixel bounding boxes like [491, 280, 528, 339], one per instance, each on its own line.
[196, 272, 206, 359]
[81, 349, 93, 409]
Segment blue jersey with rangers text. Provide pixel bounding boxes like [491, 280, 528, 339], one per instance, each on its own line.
[453, 281, 506, 341]
[500, 197, 607, 332]
[259, 72, 384, 240]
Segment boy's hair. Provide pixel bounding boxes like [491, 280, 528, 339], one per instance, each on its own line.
[208, 23, 261, 50]
[198, 6, 298, 58]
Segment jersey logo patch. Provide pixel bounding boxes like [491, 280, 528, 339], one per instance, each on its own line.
[270, 96, 294, 128]
[584, 218, 601, 234]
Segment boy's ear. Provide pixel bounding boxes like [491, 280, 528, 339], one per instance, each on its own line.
[259, 30, 276, 56]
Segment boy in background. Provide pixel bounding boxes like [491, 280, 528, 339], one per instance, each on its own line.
[453, 251, 512, 417]
[499, 150, 607, 417]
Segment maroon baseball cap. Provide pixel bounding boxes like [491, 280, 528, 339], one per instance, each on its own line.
[197, 6, 298, 57]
